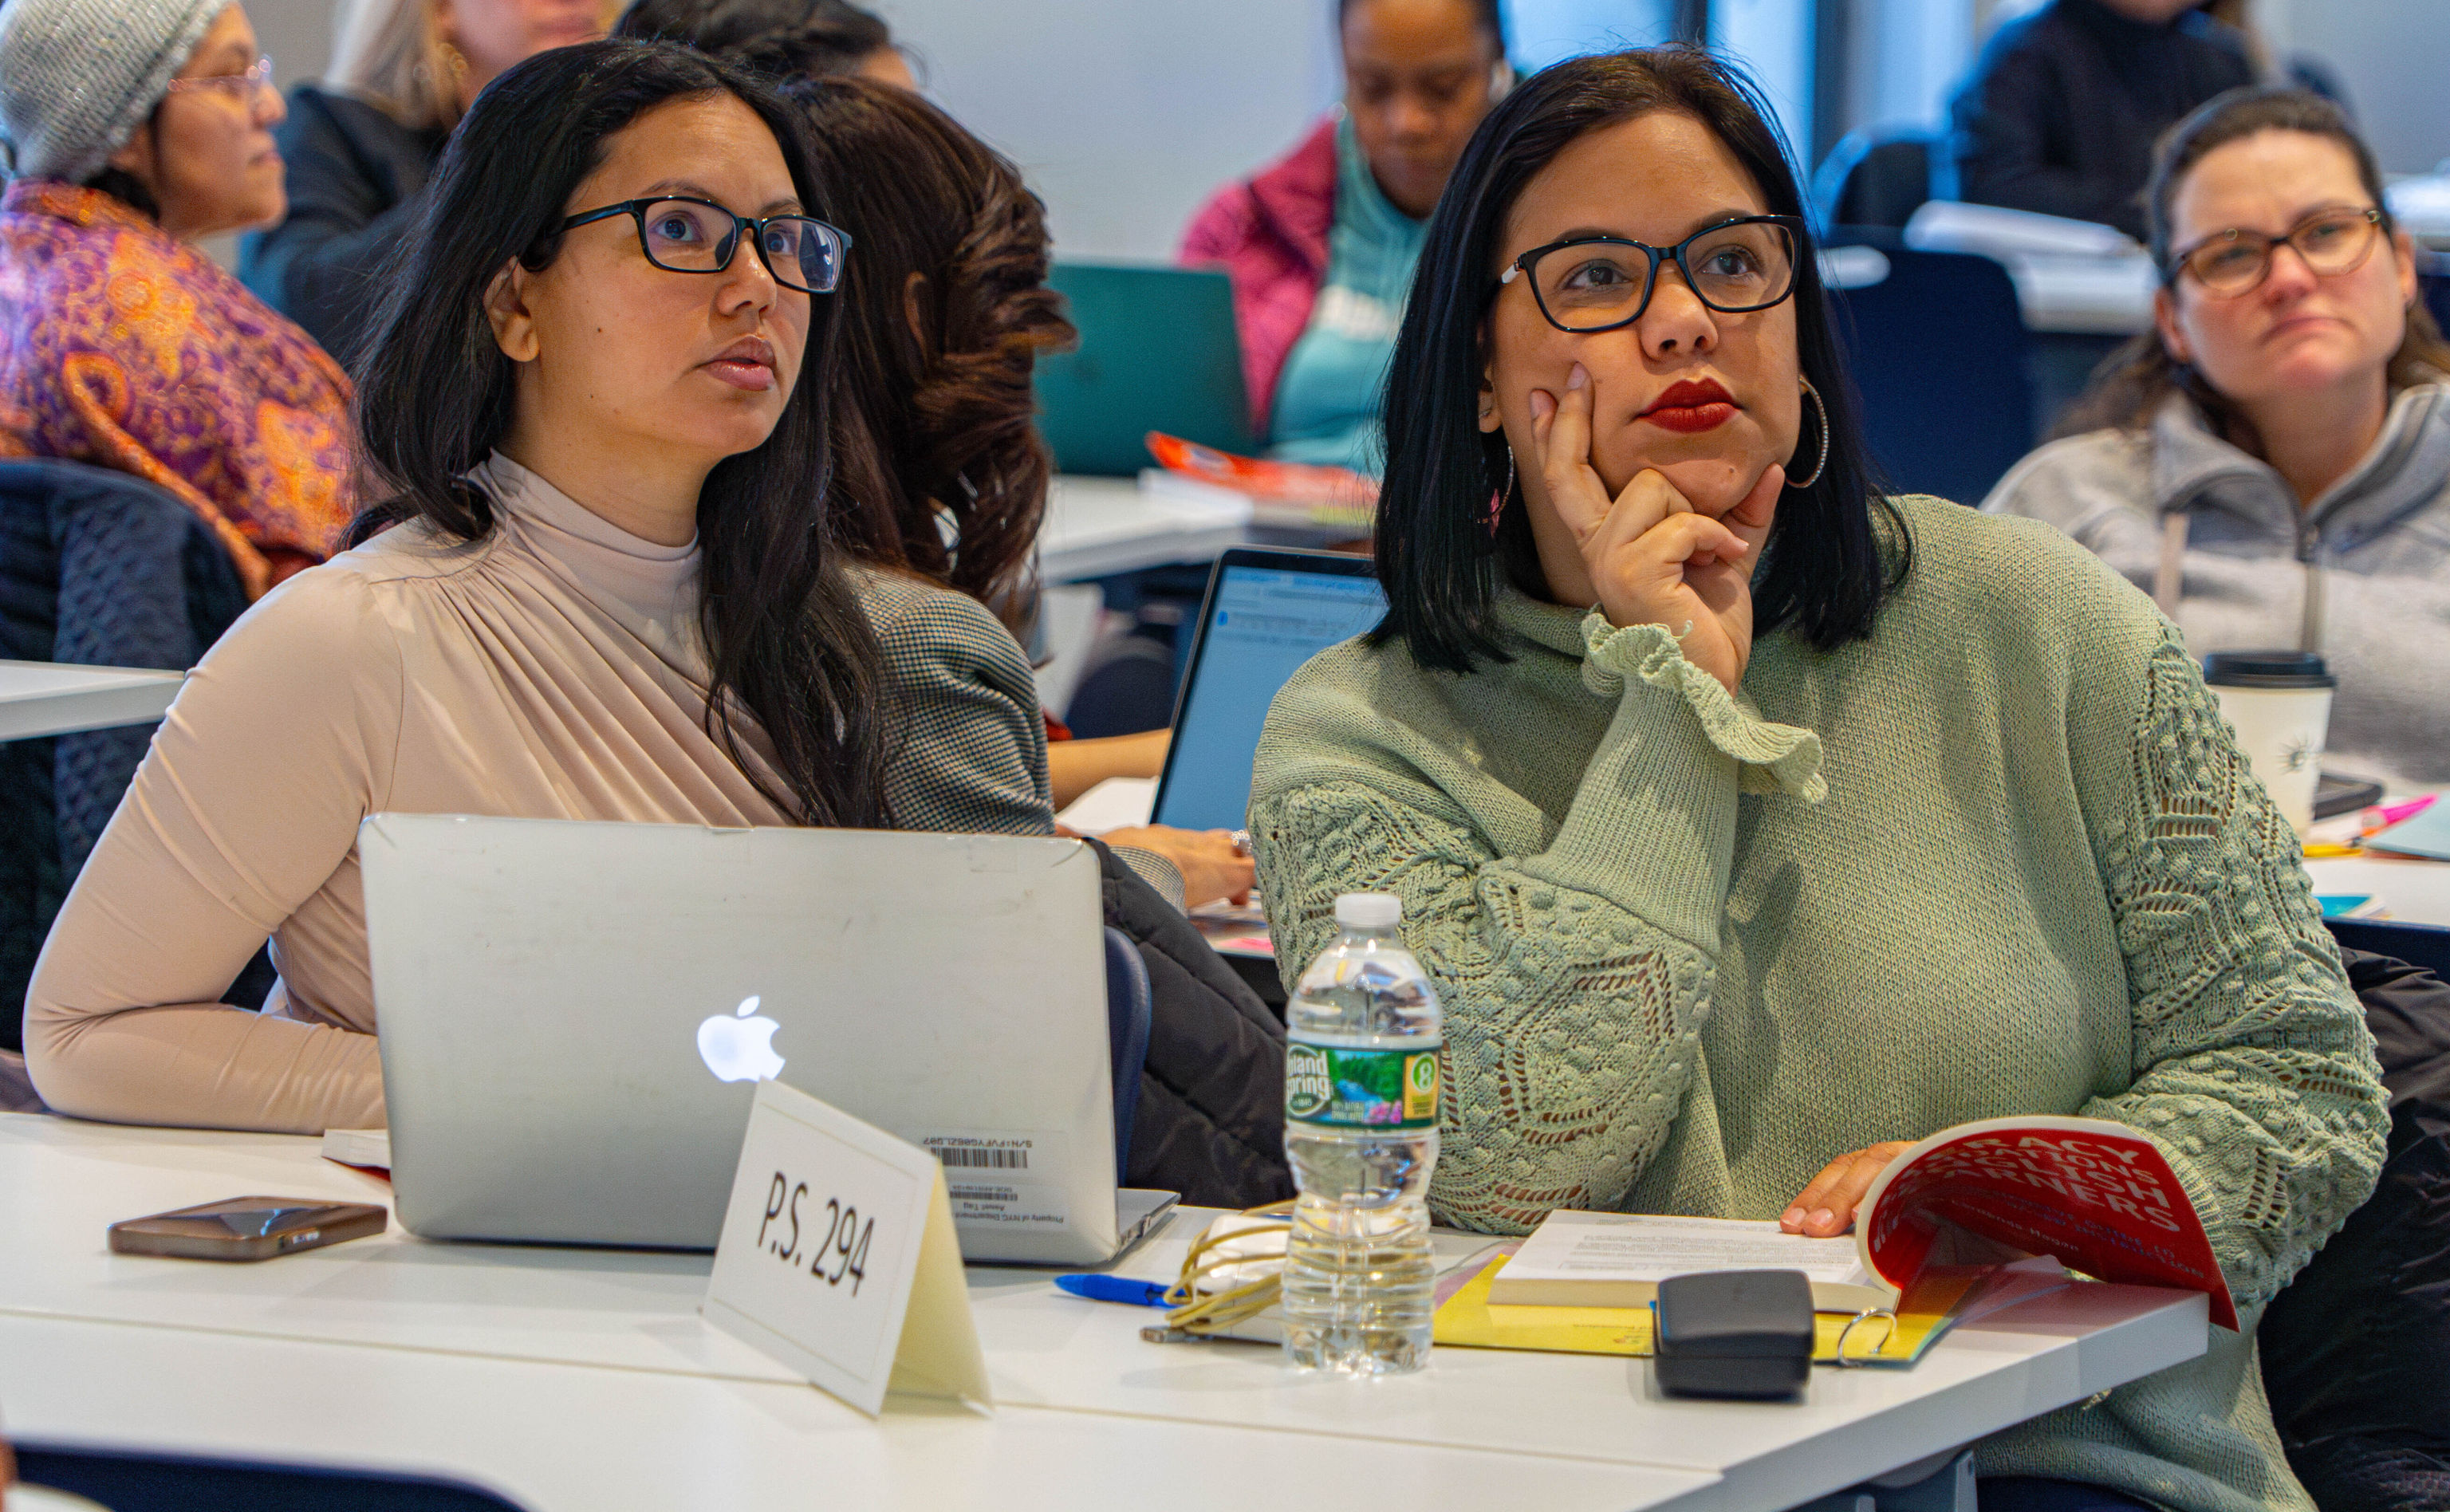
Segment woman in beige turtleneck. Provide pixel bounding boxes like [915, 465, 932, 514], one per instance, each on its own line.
[22, 41, 1048, 1133]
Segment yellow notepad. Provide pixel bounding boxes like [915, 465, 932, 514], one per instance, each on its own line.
[1432, 1255, 1972, 1366]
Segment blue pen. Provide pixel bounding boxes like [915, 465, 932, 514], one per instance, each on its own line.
[1054, 1274, 1172, 1308]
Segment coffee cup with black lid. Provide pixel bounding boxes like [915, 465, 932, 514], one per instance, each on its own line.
[2202, 651, 2334, 836]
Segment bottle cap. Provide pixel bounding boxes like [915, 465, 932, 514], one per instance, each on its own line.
[1334, 892, 1402, 930]
[2201, 649, 2334, 690]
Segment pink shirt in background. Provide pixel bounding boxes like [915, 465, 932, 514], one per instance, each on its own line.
[1178, 116, 1337, 436]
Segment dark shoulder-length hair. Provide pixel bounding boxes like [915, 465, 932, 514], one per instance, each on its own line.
[786, 74, 1072, 636]
[1373, 45, 1891, 675]
[2058, 85, 2450, 439]
[349, 38, 887, 827]
[612, 0, 896, 77]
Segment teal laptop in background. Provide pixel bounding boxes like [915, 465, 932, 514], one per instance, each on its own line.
[1035, 262, 1258, 476]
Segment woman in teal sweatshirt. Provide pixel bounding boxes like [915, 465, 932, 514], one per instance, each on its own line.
[1249, 48, 2385, 1512]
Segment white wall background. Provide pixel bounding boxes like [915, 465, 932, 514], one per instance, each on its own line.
[875, 0, 1340, 262]
[1708, 0, 1815, 163]
[242, 0, 1342, 264]
[251, 0, 336, 93]
[239, 0, 2450, 269]
[2256, 0, 2450, 176]
[1507, 0, 1676, 64]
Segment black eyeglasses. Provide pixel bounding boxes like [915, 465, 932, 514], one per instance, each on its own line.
[2167, 207, 2385, 297]
[1498, 215, 1804, 333]
[557, 196, 851, 295]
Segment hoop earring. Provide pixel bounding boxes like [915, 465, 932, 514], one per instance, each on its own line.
[1786, 376, 1830, 490]
[1486, 445, 1515, 537]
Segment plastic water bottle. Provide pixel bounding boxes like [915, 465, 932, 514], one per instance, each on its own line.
[1282, 892, 1441, 1375]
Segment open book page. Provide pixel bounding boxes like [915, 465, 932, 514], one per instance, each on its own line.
[1053, 777, 1155, 837]
[1857, 1113, 2236, 1330]
[1486, 1211, 1890, 1313]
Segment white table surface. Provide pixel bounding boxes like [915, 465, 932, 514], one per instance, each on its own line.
[2304, 852, 2450, 928]
[0, 660, 183, 742]
[1038, 474, 1254, 583]
[4, 1316, 1705, 1512]
[1, 1115, 2209, 1512]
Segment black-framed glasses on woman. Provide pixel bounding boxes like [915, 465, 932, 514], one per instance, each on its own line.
[2168, 207, 2385, 298]
[557, 197, 852, 295]
[1498, 215, 1804, 333]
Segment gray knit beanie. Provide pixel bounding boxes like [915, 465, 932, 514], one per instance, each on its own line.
[0, 0, 227, 184]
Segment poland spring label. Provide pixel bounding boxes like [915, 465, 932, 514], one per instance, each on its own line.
[1285, 1038, 1440, 1130]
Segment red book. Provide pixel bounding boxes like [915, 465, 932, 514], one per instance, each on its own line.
[1859, 1115, 2236, 1331]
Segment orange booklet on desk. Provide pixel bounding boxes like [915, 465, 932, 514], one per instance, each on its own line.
[1487, 1114, 2237, 1333]
[1144, 432, 1377, 533]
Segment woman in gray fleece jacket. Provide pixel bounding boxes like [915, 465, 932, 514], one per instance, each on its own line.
[1986, 87, 2450, 786]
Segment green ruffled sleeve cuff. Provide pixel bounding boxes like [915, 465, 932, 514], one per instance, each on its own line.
[1578, 613, 1826, 801]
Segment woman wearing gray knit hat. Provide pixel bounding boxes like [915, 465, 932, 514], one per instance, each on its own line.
[0, 1, 356, 596]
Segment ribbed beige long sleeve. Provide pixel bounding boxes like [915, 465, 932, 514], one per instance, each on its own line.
[24, 455, 799, 1133]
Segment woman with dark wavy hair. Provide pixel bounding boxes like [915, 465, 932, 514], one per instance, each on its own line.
[791, 77, 1055, 640]
[1250, 48, 2381, 1510]
[24, 40, 1010, 1132]
[782, 74, 1255, 908]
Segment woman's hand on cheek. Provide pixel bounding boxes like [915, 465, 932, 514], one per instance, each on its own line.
[1530, 365, 1780, 694]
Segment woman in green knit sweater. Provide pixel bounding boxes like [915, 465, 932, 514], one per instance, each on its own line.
[1248, 49, 2385, 1512]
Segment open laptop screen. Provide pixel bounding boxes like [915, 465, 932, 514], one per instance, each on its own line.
[1151, 549, 1388, 833]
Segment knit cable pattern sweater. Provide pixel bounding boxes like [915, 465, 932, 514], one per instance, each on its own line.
[1250, 494, 2385, 1512]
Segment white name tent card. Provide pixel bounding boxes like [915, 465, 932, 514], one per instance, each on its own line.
[703, 1080, 991, 1417]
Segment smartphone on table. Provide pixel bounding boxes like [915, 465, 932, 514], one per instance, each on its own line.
[108, 1196, 388, 1261]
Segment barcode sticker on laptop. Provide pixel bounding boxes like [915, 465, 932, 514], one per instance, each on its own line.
[936, 1146, 1030, 1170]
[920, 1129, 1071, 1231]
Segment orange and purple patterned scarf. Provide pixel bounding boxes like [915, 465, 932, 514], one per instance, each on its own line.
[0, 179, 355, 597]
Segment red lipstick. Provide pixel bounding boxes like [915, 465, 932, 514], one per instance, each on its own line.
[1641, 377, 1738, 434]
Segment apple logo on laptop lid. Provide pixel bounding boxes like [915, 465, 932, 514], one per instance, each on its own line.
[698, 995, 786, 1084]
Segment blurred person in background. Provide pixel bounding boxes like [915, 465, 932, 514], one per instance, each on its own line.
[791, 74, 1252, 908]
[1181, 0, 1508, 473]
[238, 0, 614, 366]
[1950, 0, 2253, 239]
[1986, 88, 2450, 786]
[615, 0, 913, 89]
[0, 0, 354, 597]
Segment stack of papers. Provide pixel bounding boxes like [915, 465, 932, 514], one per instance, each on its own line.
[1055, 777, 1156, 837]
[1904, 200, 2139, 259]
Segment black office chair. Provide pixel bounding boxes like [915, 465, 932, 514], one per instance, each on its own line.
[2259, 944, 2450, 1510]
[15, 1443, 528, 1511]
[1821, 241, 2038, 505]
[1811, 130, 1942, 233]
[2328, 915, 2450, 982]
[0, 459, 260, 1052]
[2419, 267, 2450, 348]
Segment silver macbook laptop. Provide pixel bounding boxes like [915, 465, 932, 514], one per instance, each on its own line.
[359, 814, 1176, 1264]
